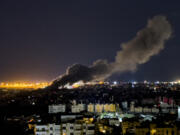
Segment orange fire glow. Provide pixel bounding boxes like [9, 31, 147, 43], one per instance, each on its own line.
[0, 82, 51, 89]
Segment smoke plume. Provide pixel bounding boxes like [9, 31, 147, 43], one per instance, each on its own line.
[52, 16, 172, 88]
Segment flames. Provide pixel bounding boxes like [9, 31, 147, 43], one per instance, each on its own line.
[62, 81, 106, 89]
[72, 81, 84, 88]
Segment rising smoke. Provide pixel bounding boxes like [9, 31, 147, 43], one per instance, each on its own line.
[51, 16, 172, 88]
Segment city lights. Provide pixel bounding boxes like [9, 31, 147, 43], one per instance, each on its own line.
[0, 82, 51, 89]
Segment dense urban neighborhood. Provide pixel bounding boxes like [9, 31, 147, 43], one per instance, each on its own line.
[0, 81, 180, 135]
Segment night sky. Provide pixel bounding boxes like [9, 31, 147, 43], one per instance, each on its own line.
[0, 0, 180, 82]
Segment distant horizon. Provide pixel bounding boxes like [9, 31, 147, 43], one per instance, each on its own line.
[1, 79, 180, 83]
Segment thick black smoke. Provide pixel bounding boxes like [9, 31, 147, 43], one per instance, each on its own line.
[51, 16, 172, 88]
[52, 60, 111, 88]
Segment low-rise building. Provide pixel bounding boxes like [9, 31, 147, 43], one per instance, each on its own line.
[134, 107, 143, 113]
[48, 104, 66, 113]
[121, 120, 140, 135]
[34, 123, 95, 135]
[71, 104, 86, 113]
[103, 104, 116, 112]
[87, 103, 117, 113]
[95, 104, 104, 113]
[87, 104, 94, 113]
[135, 124, 177, 135]
[143, 107, 152, 113]
[35, 124, 61, 135]
[62, 123, 95, 135]
[109, 118, 120, 126]
[152, 108, 159, 113]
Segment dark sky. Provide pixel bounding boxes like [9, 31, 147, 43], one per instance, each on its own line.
[0, 0, 180, 82]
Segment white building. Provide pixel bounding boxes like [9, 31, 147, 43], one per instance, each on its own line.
[134, 107, 143, 113]
[71, 104, 86, 113]
[35, 124, 61, 135]
[161, 108, 169, 113]
[34, 123, 95, 135]
[143, 107, 152, 113]
[61, 115, 82, 122]
[178, 106, 180, 119]
[109, 119, 120, 126]
[160, 102, 170, 108]
[151, 108, 159, 113]
[122, 102, 128, 109]
[62, 123, 95, 135]
[48, 104, 66, 113]
[130, 102, 135, 112]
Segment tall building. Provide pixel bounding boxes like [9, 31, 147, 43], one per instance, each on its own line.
[178, 106, 180, 120]
[130, 102, 135, 112]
